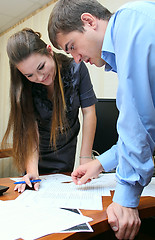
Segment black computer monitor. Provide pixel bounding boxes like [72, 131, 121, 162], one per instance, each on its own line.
[93, 99, 119, 155]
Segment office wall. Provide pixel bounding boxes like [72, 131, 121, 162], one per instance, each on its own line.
[0, 0, 149, 176]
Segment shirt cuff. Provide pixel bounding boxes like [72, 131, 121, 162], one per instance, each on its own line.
[113, 181, 144, 207]
[97, 145, 118, 172]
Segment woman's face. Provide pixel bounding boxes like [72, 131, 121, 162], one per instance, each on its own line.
[16, 49, 56, 86]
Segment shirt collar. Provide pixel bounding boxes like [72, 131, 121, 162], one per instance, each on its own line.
[101, 15, 117, 73]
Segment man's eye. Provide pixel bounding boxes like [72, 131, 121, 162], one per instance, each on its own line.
[70, 45, 74, 50]
[39, 63, 45, 70]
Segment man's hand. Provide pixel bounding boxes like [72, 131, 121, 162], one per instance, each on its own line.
[71, 159, 103, 185]
[107, 202, 141, 239]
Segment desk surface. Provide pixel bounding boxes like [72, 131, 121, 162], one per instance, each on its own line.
[0, 176, 155, 240]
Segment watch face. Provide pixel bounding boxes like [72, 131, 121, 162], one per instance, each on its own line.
[0, 185, 9, 195]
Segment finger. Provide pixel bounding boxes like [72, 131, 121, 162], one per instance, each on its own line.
[20, 184, 26, 193]
[14, 183, 22, 192]
[14, 184, 19, 191]
[114, 207, 140, 240]
[23, 176, 32, 188]
[132, 210, 141, 238]
[71, 170, 84, 184]
[85, 179, 92, 183]
[135, 218, 141, 237]
[124, 213, 141, 239]
[115, 225, 126, 240]
[71, 174, 79, 185]
[114, 214, 127, 239]
[34, 182, 40, 191]
[71, 173, 79, 184]
[107, 206, 119, 232]
[77, 174, 91, 185]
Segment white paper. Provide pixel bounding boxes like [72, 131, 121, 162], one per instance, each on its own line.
[0, 200, 92, 240]
[15, 173, 117, 210]
[16, 188, 103, 210]
[60, 209, 93, 233]
[11, 173, 116, 210]
[141, 177, 155, 197]
[11, 173, 72, 183]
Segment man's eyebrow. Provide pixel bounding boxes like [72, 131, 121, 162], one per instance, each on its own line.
[65, 42, 69, 52]
[65, 40, 72, 52]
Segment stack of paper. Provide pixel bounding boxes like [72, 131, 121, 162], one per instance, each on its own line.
[13, 173, 116, 210]
[0, 200, 93, 240]
[7, 173, 155, 239]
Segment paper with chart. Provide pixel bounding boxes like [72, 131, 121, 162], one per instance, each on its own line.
[0, 200, 93, 240]
[14, 173, 117, 210]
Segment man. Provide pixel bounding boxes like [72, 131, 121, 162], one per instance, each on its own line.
[48, 0, 155, 239]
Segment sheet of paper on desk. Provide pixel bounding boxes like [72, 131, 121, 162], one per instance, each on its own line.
[14, 173, 116, 210]
[0, 200, 93, 240]
[60, 208, 93, 233]
[141, 177, 155, 197]
[10, 173, 72, 183]
[16, 188, 103, 210]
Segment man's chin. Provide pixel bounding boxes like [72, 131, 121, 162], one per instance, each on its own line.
[95, 62, 105, 68]
[93, 58, 106, 68]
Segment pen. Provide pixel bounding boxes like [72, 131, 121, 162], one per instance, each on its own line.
[14, 179, 41, 184]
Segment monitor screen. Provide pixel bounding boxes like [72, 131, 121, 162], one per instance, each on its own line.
[93, 99, 119, 155]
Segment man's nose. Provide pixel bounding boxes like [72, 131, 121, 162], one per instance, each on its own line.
[72, 53, 82, 64]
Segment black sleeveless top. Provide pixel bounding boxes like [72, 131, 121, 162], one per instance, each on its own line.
[32, 60, 97, 174]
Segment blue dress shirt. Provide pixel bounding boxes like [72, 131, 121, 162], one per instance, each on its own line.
[98, 1, 155, 207]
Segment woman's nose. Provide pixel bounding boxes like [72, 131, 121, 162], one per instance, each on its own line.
[36, 72, 44, 82]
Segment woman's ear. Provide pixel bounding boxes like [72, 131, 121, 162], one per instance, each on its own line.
[46, 45, 54, 55]
[81, 13, 97, 29]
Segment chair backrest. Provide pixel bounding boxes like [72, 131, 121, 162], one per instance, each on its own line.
[0, 148, 13, 158]
[93, 99, 119, 155]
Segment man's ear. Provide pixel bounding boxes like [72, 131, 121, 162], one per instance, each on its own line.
[81, 13, 97, 29]
[46, 45, 54, 55]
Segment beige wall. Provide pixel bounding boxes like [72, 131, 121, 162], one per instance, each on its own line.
[0, 0, 151, 175]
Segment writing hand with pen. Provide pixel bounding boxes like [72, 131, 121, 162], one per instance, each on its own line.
[14, 173, 41, 193]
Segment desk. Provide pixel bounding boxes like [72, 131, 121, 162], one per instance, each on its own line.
[0, 176, 155, 240]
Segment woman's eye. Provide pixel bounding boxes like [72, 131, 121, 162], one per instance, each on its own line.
[27, 74, 33, 78]
[39, 63, 45, 70]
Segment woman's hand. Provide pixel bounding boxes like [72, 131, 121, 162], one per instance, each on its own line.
[14, 173, 40, 193]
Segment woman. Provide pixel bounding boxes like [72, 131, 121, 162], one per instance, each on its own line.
[2, 28, 97, 192]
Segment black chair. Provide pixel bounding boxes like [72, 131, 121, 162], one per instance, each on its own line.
[93, 99, 119, 155]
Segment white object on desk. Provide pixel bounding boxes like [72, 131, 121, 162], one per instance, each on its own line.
[0, 200, 93, 240]
[15, 173, 117, 210]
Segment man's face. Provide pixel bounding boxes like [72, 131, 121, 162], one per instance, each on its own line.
[57, 28, 106, 67]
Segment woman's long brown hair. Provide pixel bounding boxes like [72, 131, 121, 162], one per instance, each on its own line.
[1, 28, 70, 172]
